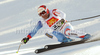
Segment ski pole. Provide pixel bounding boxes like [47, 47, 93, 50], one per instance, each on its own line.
[16, 43, 23, 53]
[67, 15, 100, 22]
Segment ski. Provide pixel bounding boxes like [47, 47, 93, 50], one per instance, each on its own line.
[35, 40, 86, 54]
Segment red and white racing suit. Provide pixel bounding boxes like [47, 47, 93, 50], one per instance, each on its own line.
[27, 9, 86, 42]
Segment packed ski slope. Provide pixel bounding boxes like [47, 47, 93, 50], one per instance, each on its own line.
[0, 0, 100, 55]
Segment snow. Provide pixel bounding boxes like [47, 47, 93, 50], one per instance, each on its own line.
[0, 0, 100, 55]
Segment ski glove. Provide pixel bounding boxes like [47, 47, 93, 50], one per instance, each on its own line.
[21, 37, 29, 44]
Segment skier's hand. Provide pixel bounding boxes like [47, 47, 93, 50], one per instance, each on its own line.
[21, 37, 29, 44]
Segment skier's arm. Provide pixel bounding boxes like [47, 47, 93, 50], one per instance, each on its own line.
[53, 9, 66, 19]
[27, 21, 43, 39]
[21, 21, 43, 44]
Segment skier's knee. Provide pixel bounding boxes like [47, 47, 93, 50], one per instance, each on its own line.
[52, 31, 65, 42]
[58, 38, 64, 42]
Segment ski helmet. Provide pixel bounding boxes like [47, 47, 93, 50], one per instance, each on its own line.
[38, 5, 49, 15]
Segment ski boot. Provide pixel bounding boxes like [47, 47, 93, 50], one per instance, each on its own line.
[83, 34, 91, 40]
[61, 37, 73, 44]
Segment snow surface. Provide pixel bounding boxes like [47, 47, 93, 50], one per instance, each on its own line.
[0, 0, 100, 55]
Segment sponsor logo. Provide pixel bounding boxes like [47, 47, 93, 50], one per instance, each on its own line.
[46, 17, 59, 27]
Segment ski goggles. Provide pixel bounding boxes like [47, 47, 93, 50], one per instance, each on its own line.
[39, 10, 46, 16]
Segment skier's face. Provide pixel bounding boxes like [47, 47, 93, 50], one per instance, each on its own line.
[39, 11, 49, 19]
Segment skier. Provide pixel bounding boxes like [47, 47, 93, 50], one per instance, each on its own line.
[21, 5, 91, 44]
